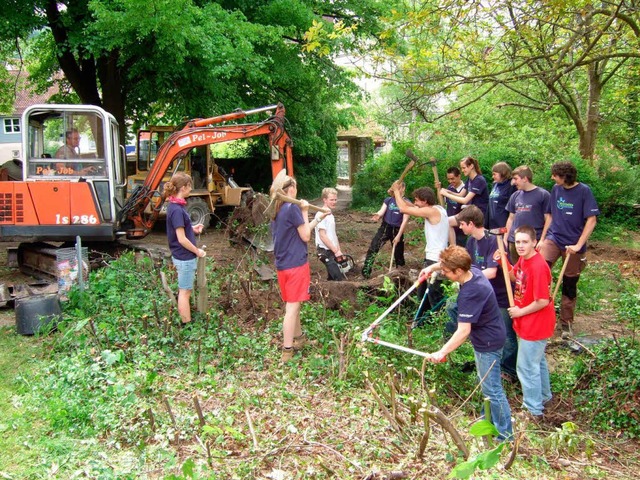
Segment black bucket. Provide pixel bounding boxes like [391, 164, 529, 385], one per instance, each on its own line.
[15, 294, 61, 336]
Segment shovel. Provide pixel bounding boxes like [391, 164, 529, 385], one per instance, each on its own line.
[551, 253, 571, 299]
[488, 227, 515, 307]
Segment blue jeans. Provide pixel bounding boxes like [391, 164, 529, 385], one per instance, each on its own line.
[500, 308, 518, 378]
[517, 338, 552, 416]
[447, 303, 518, 379]
[475, 349, 513, 441]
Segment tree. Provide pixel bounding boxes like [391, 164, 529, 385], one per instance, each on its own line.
[373, 0, 640, 162]
[0, 0, 389, 193]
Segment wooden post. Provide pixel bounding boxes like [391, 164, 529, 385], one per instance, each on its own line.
[196, 256, 207, 313]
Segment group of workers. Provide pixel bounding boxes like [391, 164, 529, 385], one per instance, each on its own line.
[163, 156, 600, 440]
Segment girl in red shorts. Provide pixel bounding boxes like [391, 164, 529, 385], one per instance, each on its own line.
[271, 175, 325, 362]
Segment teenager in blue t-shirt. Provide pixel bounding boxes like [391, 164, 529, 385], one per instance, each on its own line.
[271, 174, 328, 362]
[539, 161, 600, 338]
[443, 166, 467, 246]
[421, 246, 513, 441]
[451, 206, 518, 381]
[440, 156, 489, 216]
[486, 162, 516, 230]
[504, 165, 551, 262]
[163, 173, 206, 326]
[362, 182, 410, 278]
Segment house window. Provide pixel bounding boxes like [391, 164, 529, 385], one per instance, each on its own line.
[4, 118, 20, 134]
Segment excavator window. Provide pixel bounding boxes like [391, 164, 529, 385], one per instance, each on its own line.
[26, 111, 107, 179]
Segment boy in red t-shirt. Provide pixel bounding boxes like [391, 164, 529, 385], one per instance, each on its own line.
[497, 225, 555, 419]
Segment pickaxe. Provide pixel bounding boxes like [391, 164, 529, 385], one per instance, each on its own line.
[405, 150, 444, 206]
[487, 227, 515, 307]
[380, 151, 417, 273]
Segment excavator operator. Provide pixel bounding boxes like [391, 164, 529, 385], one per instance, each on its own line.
[52, 128, 96, 175]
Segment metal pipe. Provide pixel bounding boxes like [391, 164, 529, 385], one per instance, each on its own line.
[243, 105, 279, 116]
[76, 235, 84, 291]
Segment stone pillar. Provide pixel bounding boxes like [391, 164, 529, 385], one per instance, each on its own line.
[348, 137, 373, 186]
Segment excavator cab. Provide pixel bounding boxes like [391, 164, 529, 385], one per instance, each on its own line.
[0, 104, 127, 243]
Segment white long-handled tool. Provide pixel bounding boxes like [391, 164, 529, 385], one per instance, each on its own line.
[361, 273, 448, 362]
[361, 273, 428, 342]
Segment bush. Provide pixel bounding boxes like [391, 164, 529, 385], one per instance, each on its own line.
[572, 336, 640, 437]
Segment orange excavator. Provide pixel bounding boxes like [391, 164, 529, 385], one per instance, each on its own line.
[119, 103, 293, 238]
[0, 103, 293, 274]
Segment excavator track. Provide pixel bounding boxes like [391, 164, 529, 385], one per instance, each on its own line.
[15, 240, 171, 281]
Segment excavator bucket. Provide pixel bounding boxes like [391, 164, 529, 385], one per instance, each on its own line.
[225, 192, 273, 251]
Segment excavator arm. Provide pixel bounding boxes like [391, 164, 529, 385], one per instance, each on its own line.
[119, 104, 293, 239]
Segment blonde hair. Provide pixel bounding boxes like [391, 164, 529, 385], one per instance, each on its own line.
[322, 187, 338, 199]
[270, 175, 297, 220]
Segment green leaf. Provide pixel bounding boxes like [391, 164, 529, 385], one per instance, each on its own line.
[101, 349, 123, 366]
[181, 457, 195, 478]
[448, 459, 479, 479]
[476, 443, 505, 469]
[468, 419, 499, 437]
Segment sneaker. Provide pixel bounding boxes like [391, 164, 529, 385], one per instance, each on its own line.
[292, 333, 307, 351]
[281, 347, 294, 362]
[516, 410, 544, 427]
[561, 323, 573, 339]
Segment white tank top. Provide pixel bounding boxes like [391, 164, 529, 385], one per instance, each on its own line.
[424, 205, 449, 262]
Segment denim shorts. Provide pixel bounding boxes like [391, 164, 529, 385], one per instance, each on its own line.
[173, 257, 197, 290]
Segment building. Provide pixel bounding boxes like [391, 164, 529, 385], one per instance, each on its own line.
[0, 67, 57, 166]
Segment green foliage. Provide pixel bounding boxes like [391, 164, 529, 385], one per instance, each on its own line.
[448, 420, 505, 479]
[543, 422, 595, 458]
[572, 337, 640, 438]
[572, 262, 622, 314]
[352, 133, 640, 229]
[373, 1, 640, 161]
[1, 0, 386, 196]
[1, 249, 637, 477]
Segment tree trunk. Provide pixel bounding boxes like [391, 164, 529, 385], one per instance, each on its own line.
[97, 52, 127, 144]
[578, 64, 603, 163]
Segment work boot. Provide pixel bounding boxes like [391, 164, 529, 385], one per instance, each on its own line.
[281, 347, 295, 363]
[292, 333, 307, 351]
[561, 323, 573, 339]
